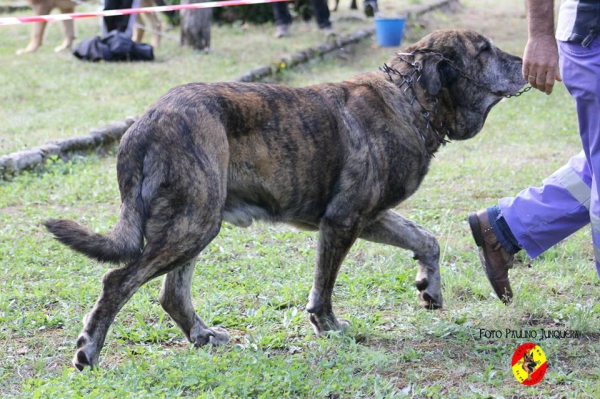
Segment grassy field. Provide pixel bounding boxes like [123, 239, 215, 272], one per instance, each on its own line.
[1, 0, 600, 397]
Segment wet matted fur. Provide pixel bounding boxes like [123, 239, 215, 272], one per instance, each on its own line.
[45, 29, 526, 370]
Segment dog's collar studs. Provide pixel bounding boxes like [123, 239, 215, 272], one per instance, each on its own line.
[382, 54, 451, 158]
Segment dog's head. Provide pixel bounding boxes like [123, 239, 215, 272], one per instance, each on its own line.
[396, 29, 526, 141]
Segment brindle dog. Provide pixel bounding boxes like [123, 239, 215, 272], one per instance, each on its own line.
[45, 29, 526, 370]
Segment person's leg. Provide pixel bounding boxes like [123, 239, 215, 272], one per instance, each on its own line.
[100, 0, 108, 37]
[104, 0, 134, 33]
[310, 0, 332, 29]
[273, 2, 292, 38]
[499, 152, 591, 258]
[16, 1, 52, 54]
[55, 0, 76, 52]
[273, 3, 292, 26]
[470, 151, 591, 303]
[364, 0, 378, 17]
[558, 37, 600, 277]
[123, 0, 140, 38]
[470, 36, 600, 303]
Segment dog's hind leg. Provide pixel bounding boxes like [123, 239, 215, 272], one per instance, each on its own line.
[306, 211, 364, 335]
[73, 165, 225, 369]
[159, 258, 229, 347]
[73, 215, 222, 370]
[73, 257, 152, 370]
[360, 210, 442, 309]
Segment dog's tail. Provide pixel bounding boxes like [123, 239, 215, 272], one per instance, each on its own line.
[45, 121, 149, 264]
[44, 201, 144, 264]
[44, 119, 151, 264]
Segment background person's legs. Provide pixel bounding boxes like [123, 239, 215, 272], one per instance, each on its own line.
[103, 0, 135, 34]
[364, 0, 378, 17]
[273, 2, 293, 37]
[310, 0, 332, 29]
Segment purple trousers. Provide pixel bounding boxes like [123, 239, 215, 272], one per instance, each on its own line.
[499, 36, 600, 277]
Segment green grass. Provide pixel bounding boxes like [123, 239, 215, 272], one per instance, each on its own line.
[1, 0, 600, 397]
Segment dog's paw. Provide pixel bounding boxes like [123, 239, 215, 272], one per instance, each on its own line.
[308, 313, 350, 336]
[190, 325, 230, 347]
[415, 277, 443, 310]
[417, 288, 443, 310]
[72, 333, 98, 371]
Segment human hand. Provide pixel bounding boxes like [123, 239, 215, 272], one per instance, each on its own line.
[522, 35, 562, 95]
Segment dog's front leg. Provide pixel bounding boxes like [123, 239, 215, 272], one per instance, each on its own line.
[306, 213, 363, 335]
[361, 210, 443, 309]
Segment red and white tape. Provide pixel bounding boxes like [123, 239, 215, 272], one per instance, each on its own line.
[0, 0, 291, 26]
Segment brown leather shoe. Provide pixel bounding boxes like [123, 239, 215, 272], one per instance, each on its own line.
[468, 210, 514, 304]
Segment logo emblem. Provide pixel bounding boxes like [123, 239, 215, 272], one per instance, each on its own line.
[511, 342, 547, 385]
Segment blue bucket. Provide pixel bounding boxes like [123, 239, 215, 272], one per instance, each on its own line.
[375, 17, 406, 47]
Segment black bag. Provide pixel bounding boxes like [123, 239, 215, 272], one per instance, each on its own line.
[73, 31, 154, 62]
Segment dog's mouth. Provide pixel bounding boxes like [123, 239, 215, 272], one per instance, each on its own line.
[500, 76, 528, 97]
[486, 80, 526, 98]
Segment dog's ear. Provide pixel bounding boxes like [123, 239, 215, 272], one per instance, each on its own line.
[420, 56, 443, 95]
[418, 54, 457, 96]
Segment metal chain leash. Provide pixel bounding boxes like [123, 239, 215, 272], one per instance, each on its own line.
[380, 59, 450, 158]
[505, 85, 533, 98]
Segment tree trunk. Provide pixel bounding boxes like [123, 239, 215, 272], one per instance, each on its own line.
[180, 0, 212, 51]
